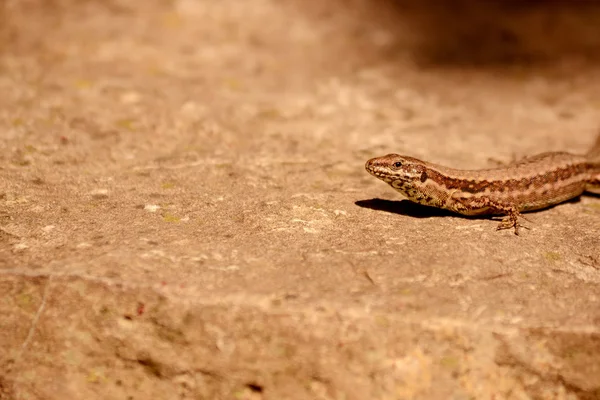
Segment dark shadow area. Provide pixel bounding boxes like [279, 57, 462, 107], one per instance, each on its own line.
[391, 0, 600, 67]
[447, 3, 596, 67]
[389, 0, 600, 67]
[285, 0, 600, 68]
[355, 198, 454, 218]
[404, 1, 600, 69]
[585, 191, 600, 199]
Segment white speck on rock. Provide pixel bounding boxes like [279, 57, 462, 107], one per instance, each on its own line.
[208, 265, 240, 271]
[41, 225, 55, 233]
[144, 204, 161, 213]
[90, 189, 109, 199]
[13, 243, 28, 252]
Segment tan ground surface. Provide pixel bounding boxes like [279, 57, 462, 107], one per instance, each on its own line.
[1, 1, 600, 399]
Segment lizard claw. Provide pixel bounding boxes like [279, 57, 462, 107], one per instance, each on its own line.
[495, 212, 530, 235]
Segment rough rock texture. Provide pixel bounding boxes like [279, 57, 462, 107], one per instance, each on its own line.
[1, 1, 600, 399]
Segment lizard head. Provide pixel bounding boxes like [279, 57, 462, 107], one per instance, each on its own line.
[365, 154, 429, 190]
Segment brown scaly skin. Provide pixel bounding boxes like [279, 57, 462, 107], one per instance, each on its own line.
[365, 133, 600, 235]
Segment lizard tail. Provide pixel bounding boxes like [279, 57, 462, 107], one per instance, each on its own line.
[587, 130, 600, 162]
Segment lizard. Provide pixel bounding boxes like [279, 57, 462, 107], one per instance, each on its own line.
[365, 132, 600, 235]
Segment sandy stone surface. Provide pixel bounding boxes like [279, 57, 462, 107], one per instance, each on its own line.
[1, 1, 600, 399]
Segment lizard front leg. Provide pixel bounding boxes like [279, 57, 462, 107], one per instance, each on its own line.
[493, 207, 527, 235]
[448, 194, 527, 235]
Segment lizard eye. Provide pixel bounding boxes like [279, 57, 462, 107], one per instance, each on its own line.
[393, 161, 403, 168]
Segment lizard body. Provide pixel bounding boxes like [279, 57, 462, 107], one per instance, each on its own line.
[365, 133, 600, 234]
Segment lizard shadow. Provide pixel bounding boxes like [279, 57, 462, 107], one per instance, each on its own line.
[587, 192, 600, 199]
[356, 195, 596, 220]
[355, 198, 454, 219]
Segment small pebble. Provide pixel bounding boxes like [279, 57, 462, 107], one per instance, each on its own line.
[144, 204, 161, 213]
[90, 189, 109, 199]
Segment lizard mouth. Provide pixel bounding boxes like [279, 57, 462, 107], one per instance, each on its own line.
[365, 160, 395, 182]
